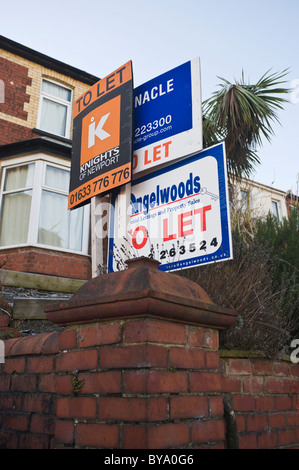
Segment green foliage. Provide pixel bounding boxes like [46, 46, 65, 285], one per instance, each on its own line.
[254, 207, 299, 336]
[70, 375, 84, 397]
[202, 69, 290, 180]
[179, 232, 297, 357]
[255, 207, 299, 284]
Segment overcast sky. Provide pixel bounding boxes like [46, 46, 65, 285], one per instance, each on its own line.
[1, 0, 298, 193]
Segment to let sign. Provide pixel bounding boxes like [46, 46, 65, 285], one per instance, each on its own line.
[68, 61, 133, 209]
[108, 143, 233, 272]
[132, 58, 202, 178]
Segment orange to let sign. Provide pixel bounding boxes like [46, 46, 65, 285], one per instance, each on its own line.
[72, 62, 132, 119]
[68, 61, 133, 210]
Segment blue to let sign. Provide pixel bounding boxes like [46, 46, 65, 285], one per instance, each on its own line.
[133, 61, 192, 150]
[132, 58, 202, 177]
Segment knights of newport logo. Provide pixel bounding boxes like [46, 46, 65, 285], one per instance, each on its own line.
[80, 94, 121, 166]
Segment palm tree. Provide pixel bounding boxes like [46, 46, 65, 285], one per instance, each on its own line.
[202, 69, 290, 180]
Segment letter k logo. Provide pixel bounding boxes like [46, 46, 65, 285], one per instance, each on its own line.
[88, 113, 111, 148]
[80, 95, 121, 165]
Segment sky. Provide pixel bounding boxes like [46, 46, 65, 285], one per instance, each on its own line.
[1, 0, 299, 194]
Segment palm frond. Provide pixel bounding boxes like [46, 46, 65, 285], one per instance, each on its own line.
[202, 69, 290, 179]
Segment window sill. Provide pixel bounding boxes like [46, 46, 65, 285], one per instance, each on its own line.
[32, 128, 72, 145]
[0, 243, 90, 257]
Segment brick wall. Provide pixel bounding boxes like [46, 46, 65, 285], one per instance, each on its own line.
[221, 354, 299, 449]
[0, 118, 36, 144]
[0, 48, 94, 145]
[0, 318, 226, 449]
[0, 57, 31, 122]
[0, 317, 298, 449]
[0, 246, 91, 280]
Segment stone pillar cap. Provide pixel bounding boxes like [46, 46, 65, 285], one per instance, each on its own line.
[45, 257, 238, 329]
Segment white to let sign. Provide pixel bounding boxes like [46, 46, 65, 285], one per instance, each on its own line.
[132, 58, 202, 178]
[108, 143, 233, 272]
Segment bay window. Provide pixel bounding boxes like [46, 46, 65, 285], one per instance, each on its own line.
[0, 164, 34, 246]
[0, 157, 89, 254]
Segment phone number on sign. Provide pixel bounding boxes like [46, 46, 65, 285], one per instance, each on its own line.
[68, 165, 130, 208]
[157, 237, 219, 260]
[134, 115, 172, 139]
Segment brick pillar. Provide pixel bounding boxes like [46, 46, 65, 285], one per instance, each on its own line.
[46, 257, 237, 449]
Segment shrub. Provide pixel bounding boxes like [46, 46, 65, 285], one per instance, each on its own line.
[255, 207, 299, 337]
[179, 233, 298, 358]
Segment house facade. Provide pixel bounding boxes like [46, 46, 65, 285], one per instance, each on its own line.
[229, 177, 288, 223]
[0, 36, 100, 280]
[0, 36, 292, 284]
[286, 191, 299, 216]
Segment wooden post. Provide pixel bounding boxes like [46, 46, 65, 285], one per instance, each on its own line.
[117, 182, 131, 244]
[90, 183, 131, 276]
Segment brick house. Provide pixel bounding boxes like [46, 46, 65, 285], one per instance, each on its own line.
[0, 37, 294, 319]
[286, 191, 299, 216]
[0, 35, 100, 281]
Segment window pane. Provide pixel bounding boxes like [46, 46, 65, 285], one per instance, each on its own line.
[38, 191, 68, 248]
[40, 98, 67, 136]
[0, 190, 32, 245]
[69, 207, 83, 251]
[4, 164, 34, 191]
[42, 80, 71, 102]
[45, 166, 69, 192]
[272, 201, 279, 220]
[38, 190, 83, 250]
[241, 190, 248, 214]
[241, 190, 248, 201]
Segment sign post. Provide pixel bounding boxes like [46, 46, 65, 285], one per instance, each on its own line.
[90, 195, 110, 276]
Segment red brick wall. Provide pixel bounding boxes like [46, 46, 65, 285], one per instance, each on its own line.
[286, 194, 299, 216]
[0, 318, 298, 449]
[0, 319, 226, 449]
[0, 118, 36, 145]
[0, 57, 31, 122]
[0, 246, 91, 280]
[221, 355, 299, 449]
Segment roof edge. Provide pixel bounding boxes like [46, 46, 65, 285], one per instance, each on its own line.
[0, 35, 100, 86]
[0, 137, 71, 159]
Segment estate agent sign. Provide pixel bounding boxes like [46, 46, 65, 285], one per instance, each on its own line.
[132, 57, 202, 177]
[68, 61, 134, 209]
[108, 142, 233, 272]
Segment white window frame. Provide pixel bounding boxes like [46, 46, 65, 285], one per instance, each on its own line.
[0, 155, 90, 255]
[271, 199, 280, 221]
[37, 78, 73, 139]
[240, 189, 250, 214]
